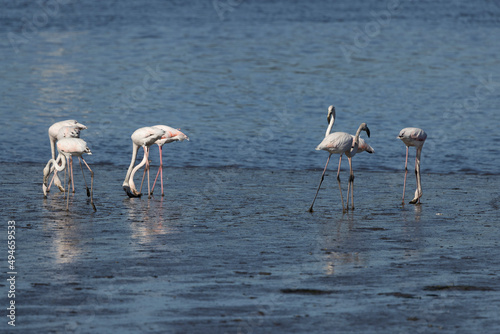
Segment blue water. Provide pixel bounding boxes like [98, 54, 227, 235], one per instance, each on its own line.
[1, 0, 500, 174]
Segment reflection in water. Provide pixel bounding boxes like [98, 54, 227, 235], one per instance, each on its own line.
[42, 193, 86, 264]
[124, 196, 181, 247]
[318, 213, 368, 275]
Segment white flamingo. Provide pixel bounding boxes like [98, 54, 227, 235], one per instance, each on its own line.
[310, 120, 370, 212]
[46, 120, 87, 193]
[123, 127, 165, 198]
[43, 138, 96, 211]
[398, 127, 427, 204]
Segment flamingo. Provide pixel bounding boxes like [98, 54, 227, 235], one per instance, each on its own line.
[398, 127, 427, 204]
[309, 121, 370, 212]
[149, 125, 189, 197]
[47, 120, 87, 193]
[56, 126, 91, 198]
[122, 127, 165, 198]
[43, 138, 96, 211]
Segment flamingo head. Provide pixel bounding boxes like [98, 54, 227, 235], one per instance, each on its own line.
[327, 105, 335, 124]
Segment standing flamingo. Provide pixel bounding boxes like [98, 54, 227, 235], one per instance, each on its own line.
[43, 138, 96, 211]
[47, 120, 87, 193]
[149, 125, 189, 197]
[122, 127, 165, 198]
[398, 127, 427, 204]
[309, 106, 374, 212]
[309, 106, 343, 212]
[309, 122, 370, 212]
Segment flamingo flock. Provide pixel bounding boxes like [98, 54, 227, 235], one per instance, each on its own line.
[42, 107, 426, 213]
[308, 105, 426, 212]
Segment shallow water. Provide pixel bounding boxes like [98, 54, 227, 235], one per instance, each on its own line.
[2, 163, 500, 333]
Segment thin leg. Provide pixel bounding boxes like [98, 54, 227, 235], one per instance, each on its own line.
[70, 157, 75, 193]
[410, 146, 423, 204]
[140, 162, 147, 194]
[151, 146, 163, 196]
[337, 176, 345, 212]
[402, 146, 409, 205]
[146, 148, 151, 199]
[347, 157, 355, 210]
[79, 157, 90, 197]
[308, 154, 331, 212]
[81, 157, 97, 211]
[159, 146, 164, 196]
[66, 169, 70, 211]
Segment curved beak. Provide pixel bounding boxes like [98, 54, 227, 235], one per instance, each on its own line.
[366, 127, 371, 138]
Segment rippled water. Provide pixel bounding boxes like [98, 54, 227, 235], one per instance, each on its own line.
[1, 0, 500, 174]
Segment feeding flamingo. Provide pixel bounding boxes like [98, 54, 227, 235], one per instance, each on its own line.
[122, 127, 165, 198]
[149, 125, 189, 197]
[43, 138, 96, 211]
[47, 120, 87, 193]
[398, 127, 427, 204]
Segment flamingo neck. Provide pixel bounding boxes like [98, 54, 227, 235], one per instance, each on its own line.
[123, 143, 140, 187]
[325, 116, 335, 137]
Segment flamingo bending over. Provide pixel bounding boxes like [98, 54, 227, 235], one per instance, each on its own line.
[149, 125, 189, 197]
[43, 138, 96, 211]
[310, 121, 370, 212]
[47, 120, 87, 193]
[123, 127, 165, 198]
[398, 127, 427, 204]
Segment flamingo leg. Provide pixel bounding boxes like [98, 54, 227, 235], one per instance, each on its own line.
[140, 162, 147, 194]
[146, 149, 151, 199]
[410, 146, 423, 204]
[160, 146, 164, 196]
[151, 146, 163, 196]
[78, 157, 90, 197]
[81, 157, 96, 211]
[346, 156, 355, 210]
[151, 166, 161, 195]
[336, 155, 345, 212]
[66, 166, 71, 211]
[308, 154, 331, 212]
[402, 146, 409, 205]
[70, 156, 75, 193]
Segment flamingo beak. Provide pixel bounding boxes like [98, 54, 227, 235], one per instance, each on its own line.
[366, 127, 371, 138]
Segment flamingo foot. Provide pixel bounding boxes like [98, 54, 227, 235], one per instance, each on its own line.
[123, 186, 142, 198]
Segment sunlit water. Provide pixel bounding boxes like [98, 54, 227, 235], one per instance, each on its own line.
[1, 0, 499, 174]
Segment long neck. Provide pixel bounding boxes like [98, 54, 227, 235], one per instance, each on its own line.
[349, 125, 364, 156]
[123, 143, 140, 187]
[50, 137, 56, 160]
[325, 116, 335, 137]
[42, 155, 66, 185]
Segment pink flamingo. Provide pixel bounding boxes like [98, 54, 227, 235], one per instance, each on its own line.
[309, 120, 370, 212]
[398, 127, 427, 204]
[149, 125, 189, 197]
[43, 138, 96, 211]
[47, 120, 87, 193]
[122, 127, 165, 198]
